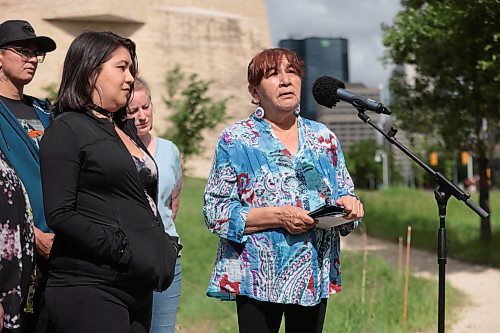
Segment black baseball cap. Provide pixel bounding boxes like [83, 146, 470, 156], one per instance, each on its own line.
[0, 20, 56, 52]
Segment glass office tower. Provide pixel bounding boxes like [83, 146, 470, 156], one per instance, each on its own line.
[279, 37, 349, 120]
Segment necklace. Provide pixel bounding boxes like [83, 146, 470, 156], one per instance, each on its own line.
[91, 105, 114, 122]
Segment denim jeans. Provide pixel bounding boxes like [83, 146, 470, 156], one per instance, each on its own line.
[149, 257, 181, 333]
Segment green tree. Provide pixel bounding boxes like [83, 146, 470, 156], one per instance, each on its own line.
[345, 140, 403, 189]
[382, 0, 499, 242]
[345, 140, 382, 189]
[42, 82, 58, 102]
[163, 65, 231, 165]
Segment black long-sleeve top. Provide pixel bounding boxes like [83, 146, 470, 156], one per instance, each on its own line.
[40, 111, 177, 290]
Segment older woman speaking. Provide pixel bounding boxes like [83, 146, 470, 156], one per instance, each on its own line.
[203, 48, 364, 333]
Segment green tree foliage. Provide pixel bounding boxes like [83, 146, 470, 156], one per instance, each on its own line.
[345, 140, 382, 189]
[42, 83, 58, 103]
[345, 140, 403, 189]
[382, 0, 499, 242]
[163, 65, 230, 165]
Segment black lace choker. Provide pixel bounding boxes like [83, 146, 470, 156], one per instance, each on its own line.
[91, 106, 114, 121]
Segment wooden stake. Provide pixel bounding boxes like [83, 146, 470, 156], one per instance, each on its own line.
[403, 226, 412, 324]
[398, 236, 403, 278]
[361, 231, 368, 304]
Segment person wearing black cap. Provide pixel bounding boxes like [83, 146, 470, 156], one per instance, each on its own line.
[0, 19, 56, 332]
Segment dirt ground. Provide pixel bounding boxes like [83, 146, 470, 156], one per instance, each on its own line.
[342, 233, 500, 333]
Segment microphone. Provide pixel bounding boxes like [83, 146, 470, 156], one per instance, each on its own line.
[312, 76, 391, 115]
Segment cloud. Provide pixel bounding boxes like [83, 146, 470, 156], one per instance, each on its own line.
[266, 0, 401, 88]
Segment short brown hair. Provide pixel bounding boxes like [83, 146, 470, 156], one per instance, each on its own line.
[247, 48, 304, 87]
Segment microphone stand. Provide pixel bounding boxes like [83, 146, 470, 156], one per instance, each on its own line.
[353, 107, 489, 333]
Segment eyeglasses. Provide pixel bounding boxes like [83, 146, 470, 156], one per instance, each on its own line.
[0, 46, 46, 63]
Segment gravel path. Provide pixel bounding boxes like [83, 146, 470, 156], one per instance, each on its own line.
[341, 233, 500, 332]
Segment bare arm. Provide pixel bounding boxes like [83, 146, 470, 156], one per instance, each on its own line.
[245, 205, 316, 234]
[171, 176, 182, 221]
[34, 226, 54, 260]
[170, 143, 183, 222]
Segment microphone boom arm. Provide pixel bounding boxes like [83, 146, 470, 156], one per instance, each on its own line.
[355, 109, 487, 218]
[354, 106, 488, 333]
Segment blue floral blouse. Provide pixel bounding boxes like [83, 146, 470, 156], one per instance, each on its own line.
[203, 114, 358, 306]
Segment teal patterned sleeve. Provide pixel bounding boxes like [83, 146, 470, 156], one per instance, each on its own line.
[203, 136, 250, 244]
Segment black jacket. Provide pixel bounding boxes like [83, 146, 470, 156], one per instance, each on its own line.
[40, 111, 178, 291]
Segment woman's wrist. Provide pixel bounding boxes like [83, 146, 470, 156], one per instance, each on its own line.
[273, 206, 288, 229]
[246, 206, 284, 231]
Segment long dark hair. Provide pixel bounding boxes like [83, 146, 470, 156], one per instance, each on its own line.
[54, 31, 137, 119]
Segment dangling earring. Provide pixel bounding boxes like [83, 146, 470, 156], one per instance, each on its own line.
[254, 106, 265, 119]
[95, 84, 104, 107]
[294, 104, 301, 116]
[96, 84, 103, 96]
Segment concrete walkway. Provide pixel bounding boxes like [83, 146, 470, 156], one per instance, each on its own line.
[341, 233, 500, 332]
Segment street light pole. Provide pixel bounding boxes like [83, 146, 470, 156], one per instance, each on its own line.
[375, 150, 389, 188]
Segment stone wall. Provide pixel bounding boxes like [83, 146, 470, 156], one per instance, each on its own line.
[0, 0, 272, 177]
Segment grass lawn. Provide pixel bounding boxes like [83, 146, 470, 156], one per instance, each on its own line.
[358, 188, 500, 268]
[174, 177, 463, 332]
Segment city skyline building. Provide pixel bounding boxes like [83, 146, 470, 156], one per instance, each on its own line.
[279, 37, 348, 120]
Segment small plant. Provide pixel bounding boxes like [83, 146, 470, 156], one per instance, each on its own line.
[42, 82, 58, 102]
[163, 65, 231, 165]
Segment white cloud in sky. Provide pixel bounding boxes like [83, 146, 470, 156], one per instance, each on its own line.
[266, 0, 402, 88]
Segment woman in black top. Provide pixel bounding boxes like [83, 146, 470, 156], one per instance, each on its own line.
[39, 31, 179, 333]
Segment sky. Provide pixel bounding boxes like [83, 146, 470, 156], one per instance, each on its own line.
[265, 0, 402, 89]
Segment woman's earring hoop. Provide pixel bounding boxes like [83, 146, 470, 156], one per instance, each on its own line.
[96, 84, 103, 96]
[254, 106, 265, 119]
[95, 84, 104, 107]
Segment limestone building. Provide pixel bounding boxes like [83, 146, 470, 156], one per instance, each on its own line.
[0, 0, 271, 177]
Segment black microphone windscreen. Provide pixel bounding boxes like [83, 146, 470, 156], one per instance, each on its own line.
[312, 76, 346, 108]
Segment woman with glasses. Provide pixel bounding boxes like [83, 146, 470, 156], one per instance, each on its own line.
[0, 19, 56, 332]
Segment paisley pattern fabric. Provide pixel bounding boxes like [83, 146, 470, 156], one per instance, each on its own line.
[203, 114, 358, 306]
